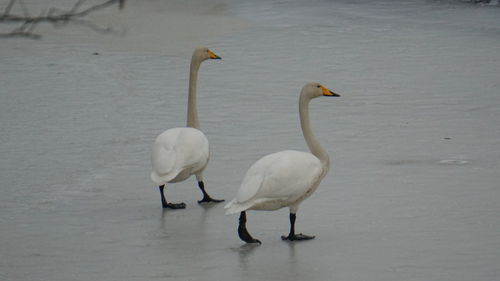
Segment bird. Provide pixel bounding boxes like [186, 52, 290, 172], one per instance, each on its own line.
[151, 47, 224, 209]
[224, 82, 340, 244]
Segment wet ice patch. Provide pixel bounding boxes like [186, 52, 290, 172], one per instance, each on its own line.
[386, 159, 423, 165]
[386, 158, 470, 166]
[439, 159, 469, 165]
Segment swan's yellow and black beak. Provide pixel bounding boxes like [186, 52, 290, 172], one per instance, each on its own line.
[208, 50, 221, 60]
[321, 85, 340, 97]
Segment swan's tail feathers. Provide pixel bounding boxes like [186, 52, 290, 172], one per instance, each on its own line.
[224, 199, 248, 215]
[150, 170, 178, 185]
[151, 172, 163, 185]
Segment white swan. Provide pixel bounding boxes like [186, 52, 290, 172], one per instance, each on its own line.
[151, 47, 224, 209]
[225, 82, 340, 243]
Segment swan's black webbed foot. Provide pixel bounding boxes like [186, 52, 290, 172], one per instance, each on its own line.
[281, 213, 315, 241]
[239, 228, 261, 244]
[281, 233, 315, 241]
[197, 181, 225, 204]
[159, 185, 186, 209]
[162, 202, 186, 209]
[238, 211, 261, 244]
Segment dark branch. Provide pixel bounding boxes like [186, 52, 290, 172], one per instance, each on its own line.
[3, 0, 16, 17]
[0, 0, 126, 39]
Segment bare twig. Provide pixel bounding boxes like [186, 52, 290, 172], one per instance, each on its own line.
[18, 0, 30, 17]
[0, 0, 126, 39]
[71, 0, 119, 18]
[3, 0, 16, 16]
[69, 0, 87, 14]
[0, 30, 40, 39]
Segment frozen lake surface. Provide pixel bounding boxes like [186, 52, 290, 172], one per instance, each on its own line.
[1, 0, 499, 280]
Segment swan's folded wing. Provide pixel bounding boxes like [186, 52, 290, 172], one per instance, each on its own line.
[237, 151, 323, 203]
[151, 142, 177, 181]
[175, 129, 209, 168]
[234, 152, 289, 204]
[235, 173, 264, 204]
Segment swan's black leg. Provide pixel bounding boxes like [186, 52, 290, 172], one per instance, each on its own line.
[281, 213, 315, 241]
[159, 185, 186, 209]
[197, 181, 224, 204]
[238, 211, 261, 244]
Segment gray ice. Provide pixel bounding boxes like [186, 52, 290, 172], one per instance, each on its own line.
[1, 0, 499, 280]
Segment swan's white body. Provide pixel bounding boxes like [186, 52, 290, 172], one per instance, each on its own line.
[225, 150, 326, 214]
[151, 127, 209, 184]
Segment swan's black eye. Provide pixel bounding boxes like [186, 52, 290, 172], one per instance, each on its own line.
[317, 85, 321, 88]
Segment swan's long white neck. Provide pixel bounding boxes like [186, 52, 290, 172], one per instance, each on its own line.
[187, 56, 201, 129]
[299, 91, 330, 170]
